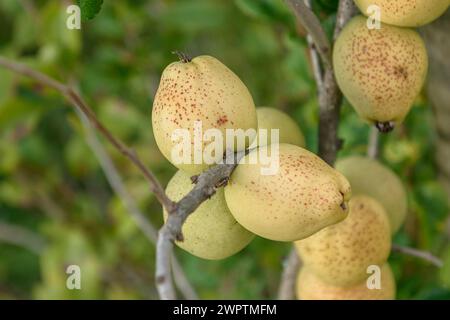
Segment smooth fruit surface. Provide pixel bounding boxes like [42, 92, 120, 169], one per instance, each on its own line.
[355, 0, 449, 27]
[335, 156, 407, 234]
[295, 195, 391, 286]
[152, 55, 257, 174]
[256, 107, 305, 147]
[164, 170, 254, 260]
[296, 264, 396, 300]
[224, 143, 351, 242]
[333, 16, 428, 129]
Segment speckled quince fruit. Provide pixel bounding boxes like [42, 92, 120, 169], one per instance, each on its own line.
[224, 143, 351, 242]
[295, 195, 391, 287]
[256, 107, 305, 147]
[296, 263, 396, 300]
[333, 16, 428, 132]
[354, 0, 449, 27]
[164, 170, 254, 260]
[152, 54, 257, 174]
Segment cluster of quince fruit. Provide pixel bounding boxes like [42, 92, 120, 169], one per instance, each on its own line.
[149, 0, 448, 300]
[153, 54, 349, 257]
[295, 0, 450, 300]
[292, 0, 448, 300]
[295, 155, 406, 300]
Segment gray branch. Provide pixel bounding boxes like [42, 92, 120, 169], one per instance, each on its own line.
[0, 56, 195, 300]
[286, 0, 332, 68]
[392, 244, 443, 268]
[367, 126, 380, 159]
[277, 248, 302, 300]
[155, 151, 245, 299]
[278, 0, 357, 300]
[0, 222, 46, 255]
[0, 56, 174, 213]
[75, 108, 197, 299]
[304, 0, 324, 88]
[318, 0, 357, 165]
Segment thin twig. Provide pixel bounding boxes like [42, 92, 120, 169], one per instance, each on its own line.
[304, 0, 324, 88]
[392, 244, 444, 268]
[367, 126, 380, 159]
[0, 222, 46, 255]
[67, 90, 175, 211]
[74, 108, 197, 299]
[318, 0, 357, 165]
[155, 151, 245, 299]
[0, 55, 249, 300]
[366, 124, 442, 268]
[0, 56, 200, 299]
[0, 56, 174, 213]
[172, 256, 198, 299]
[285, 0, 332, 68]
[277, 248, 302, 300]
[333, 0, 359, 40]
[34, 189, 67, 221]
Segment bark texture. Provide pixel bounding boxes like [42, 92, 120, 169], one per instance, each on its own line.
[422, 9, 450, 197]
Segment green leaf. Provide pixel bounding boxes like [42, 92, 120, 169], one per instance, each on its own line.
[76, 0, 103, 21]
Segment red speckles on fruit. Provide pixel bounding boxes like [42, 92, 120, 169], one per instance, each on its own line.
[295, 195, 391, 287]
[216, 115, 228, 126]
[355, 0, 449, 27]
[151, 55, 257, 174]
[333, 16, 428, 128]
[224, 144, 352, 242]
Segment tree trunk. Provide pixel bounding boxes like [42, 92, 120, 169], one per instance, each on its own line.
[422, 9, 450, 197]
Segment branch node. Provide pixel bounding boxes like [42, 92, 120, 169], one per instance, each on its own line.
[190, 175, 199, 184]
[215, 176, 230, 189]
[156, 275, 166, 284]
[175, 232, 184, 242]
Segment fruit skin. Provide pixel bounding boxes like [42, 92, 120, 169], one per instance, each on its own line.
[295, 195, 391, 287]
[152, 55, 257, 174]
[164, 170, 254, 260]
[296, 264, 396, 300]
[224, 143, 351, 242]
[335, 156, 407, 234]
[355, 0, 449, 27]
[333, 16, 428, 129]
[256, 107, 305, 147]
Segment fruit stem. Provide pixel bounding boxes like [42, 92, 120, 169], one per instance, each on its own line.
[375, 121, 395, 133]
[172, 51, 192, 63]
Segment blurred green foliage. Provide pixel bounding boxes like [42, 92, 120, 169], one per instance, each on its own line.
[0, 0, 448, 299]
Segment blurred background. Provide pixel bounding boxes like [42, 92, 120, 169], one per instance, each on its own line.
[0, 0, 449, 299]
